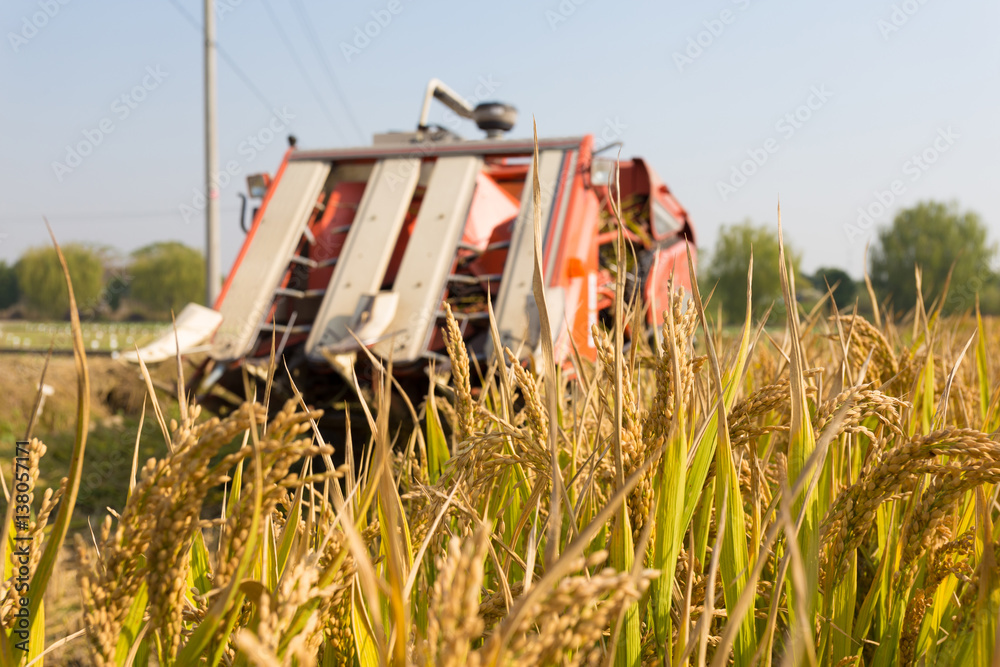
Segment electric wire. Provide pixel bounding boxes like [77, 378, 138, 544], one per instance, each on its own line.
[258, 0, 347, 143]
[163, 0, 279, 115]
[286, 0, 365, 142]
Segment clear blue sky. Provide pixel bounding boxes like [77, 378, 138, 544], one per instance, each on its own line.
[2, 0, 997, 277]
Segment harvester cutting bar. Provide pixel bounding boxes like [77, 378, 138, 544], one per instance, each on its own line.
[288, 255, 338, 269]
[486, 148, 568, 358]
[446, 273, 503, 286]
[304, 158, 422, 358]
[266, 323, 313, 334]
[371, 155, 483, 362]
[436, 308, 490, 322]
[304, 155, 486, 363]
[273, 287, 327, 299]
[456, 240, 511, 254]
[287, 255, 318, 268]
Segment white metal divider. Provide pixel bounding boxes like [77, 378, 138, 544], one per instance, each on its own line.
[372, 155, 483, 362]
[542, 150, 578, 285]
[210, 160, 331, 361]
[484, 149, 566, 361]
[305, 157, 421, 359]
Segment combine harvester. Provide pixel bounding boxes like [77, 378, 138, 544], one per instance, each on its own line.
[129, 79, 697, 423]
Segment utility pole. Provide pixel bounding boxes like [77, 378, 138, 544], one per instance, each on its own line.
[204, 0, 221, 307]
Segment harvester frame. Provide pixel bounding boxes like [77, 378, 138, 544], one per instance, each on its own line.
[131, 80, 697, 428]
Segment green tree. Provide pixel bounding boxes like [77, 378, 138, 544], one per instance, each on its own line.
[870, 201, 995, 315]
[704, 221, 802, 323]
[102, 268, 129, 312]
[811, 267, 857, 310]
[129, 242, 205, 318]
[15, 244, 105, 318]
[0, 261, 19, 310]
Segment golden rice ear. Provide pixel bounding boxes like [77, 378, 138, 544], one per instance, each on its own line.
[423, 524, 490, 664]
[24, 181, 1000, 667]
[442, 301, 475, 443]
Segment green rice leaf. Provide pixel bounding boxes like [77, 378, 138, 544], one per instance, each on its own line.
[352, 580, 380, 667]
[425, 386, 449, 485]
[610, 510, 640, 667]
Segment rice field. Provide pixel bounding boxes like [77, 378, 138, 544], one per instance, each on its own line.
[0, 321, 166, 354]
[3, 187, 1000, 666]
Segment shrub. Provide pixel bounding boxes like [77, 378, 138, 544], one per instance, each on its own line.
[128, 242, 205, 318]
[0, 261, 19, 310]
[15, 244, 104, 318]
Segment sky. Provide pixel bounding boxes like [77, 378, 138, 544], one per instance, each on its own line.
[1, 0, 998, 277]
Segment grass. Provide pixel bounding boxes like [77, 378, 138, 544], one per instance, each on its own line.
[0, 350, 167, 518]
[0, 321, 167, 353]
[1, 413, 248, 532]
[2, 162, 1000, 665]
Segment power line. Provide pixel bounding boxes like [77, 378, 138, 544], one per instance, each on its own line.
[287, 0, 365, 142]
[163, 0, 279, 115]
[258, 0, 346, 143]
[2, 207, 241, 223]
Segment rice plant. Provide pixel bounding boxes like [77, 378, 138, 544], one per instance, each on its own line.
[3, 179, 1000, 666]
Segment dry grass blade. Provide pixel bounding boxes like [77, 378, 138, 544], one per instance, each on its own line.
[127, 397, 146, 501]
[134, 349, 173, 451]
[489, 436, 667, 661]
[22, 344, 53, 444]
[24, 223, 91, 626]
[934, 330, 976, 428]
[172, 309, 188, 422]
[863, 241, 881, 329]
[529, 119, 564, 568]
[23, 629, 87, 667]
[777, 479, 819, 667]
[777, 203, 822, 648]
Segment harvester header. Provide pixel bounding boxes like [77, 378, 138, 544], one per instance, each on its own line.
[127, 79, 697, 419]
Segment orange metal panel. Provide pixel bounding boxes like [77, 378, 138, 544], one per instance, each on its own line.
[306, 181, 367, 290]
[645, 240, 697, 325]
[461, 172, 520, 252]
[548, 135, 600, 361]
[215, 147, 294, 308]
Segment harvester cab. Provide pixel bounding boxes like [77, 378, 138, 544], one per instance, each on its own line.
[127, 79, 697, 421]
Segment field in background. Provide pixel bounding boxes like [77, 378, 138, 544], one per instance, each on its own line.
[0, 321, 167, 354]
[4, 296, 1000, 665]
[3, 176, 1000, 664]
[0, 350, 174, 665]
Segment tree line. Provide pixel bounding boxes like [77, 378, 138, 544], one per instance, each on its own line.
[704, 200, 997, 323]
[0, 241, 205, 321]
[0, 200, 992, 323]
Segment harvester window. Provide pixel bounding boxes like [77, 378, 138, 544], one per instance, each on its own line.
[652, 201, 681, 237]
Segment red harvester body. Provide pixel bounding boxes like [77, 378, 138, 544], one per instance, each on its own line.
[167, 80, 696, 418]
